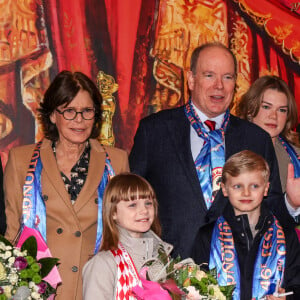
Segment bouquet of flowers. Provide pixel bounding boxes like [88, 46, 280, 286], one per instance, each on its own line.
[0, 234, 59, 300]
[134, 246, 234, 300]
[170, 261, 234, 300]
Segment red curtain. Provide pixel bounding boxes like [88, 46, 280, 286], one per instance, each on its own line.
[231, 0, 300, 114]
[43, 0, 157, 151]
[40, 0, 300, 151]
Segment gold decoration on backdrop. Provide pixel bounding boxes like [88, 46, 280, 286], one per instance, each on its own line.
[234, 0, 271, 26]
[272, 24, 293, 43]
[150, 0, 227, 111]
[259, 68, 279, 77]
[21, 51, 52, 141]
[230, 14, 251, 114]
[0, 0, 45, 64]
[0, 0, 52, 152]
[97, 71, 118, 146]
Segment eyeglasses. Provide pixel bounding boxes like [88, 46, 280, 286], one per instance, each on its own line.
[56, 108, 95, 120]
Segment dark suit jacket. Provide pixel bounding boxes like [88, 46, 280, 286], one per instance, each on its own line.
[129, 106, 293, 258]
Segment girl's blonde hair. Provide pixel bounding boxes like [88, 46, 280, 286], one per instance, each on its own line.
[100, 173, 161, 251]
[237, 75, 300, 147]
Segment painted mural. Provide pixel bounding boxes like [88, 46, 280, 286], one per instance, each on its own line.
[0, 0, 300, 167]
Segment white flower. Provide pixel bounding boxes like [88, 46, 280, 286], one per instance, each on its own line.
[8, 256, 16, 265]
[195, 270, 207, 281]
[28, 281, 40, 293]
[0, 262, 6, 280]
[9, 272, 19, 285]
[5, 245, 12, 250]
[4, 250, 12, 259]
[31, 291, 42, 299]
[0, 242, 6, 250]
[10, 268, 18, 274]
[3, 285, 12, 298]
[13, 249, 23, 256]
[208, 284, 226, 300]
[186, 286, 203, 299]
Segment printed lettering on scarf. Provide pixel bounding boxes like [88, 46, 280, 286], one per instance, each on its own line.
[210, 215, 286, 300]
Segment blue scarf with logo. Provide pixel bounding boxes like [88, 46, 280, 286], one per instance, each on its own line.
[210, 215, 286, 299]
[21, 141, 115, 254]
[184, 100, 229, 208]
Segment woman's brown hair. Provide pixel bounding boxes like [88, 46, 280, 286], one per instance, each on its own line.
[39, 70, 102, 141]
[100, 173, 161, 251]
[237, 75, 299, 147]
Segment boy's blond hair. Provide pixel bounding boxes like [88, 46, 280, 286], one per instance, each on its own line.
[222, 150, 270, 184]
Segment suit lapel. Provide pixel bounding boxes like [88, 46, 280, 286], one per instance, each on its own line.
[74, 140, 106, 212]
[225, 115, 244, 159]
[40, 139, 73, 210]
[166, 108, 207, 211]
[41, 139, 106, 213]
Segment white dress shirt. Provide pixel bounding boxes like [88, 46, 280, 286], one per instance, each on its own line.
[190, 102, 225, 161]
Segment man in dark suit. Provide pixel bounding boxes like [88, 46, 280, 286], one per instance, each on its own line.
[129, 42, 292, 258]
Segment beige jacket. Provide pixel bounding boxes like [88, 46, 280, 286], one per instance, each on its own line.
[82, 227, 173, 300]
[4, 139, 129, 300]
[274, 138, 300, 192]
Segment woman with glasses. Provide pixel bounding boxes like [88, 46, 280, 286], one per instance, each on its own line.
[237, 75, 300, 225]
[4, 70, 129, 300]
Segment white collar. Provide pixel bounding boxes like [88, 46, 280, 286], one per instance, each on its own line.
[191, 101, 225, 129]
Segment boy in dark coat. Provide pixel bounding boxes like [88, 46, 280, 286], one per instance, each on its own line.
[192, 150, 300, 300]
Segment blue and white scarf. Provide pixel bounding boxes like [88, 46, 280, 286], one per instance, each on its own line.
[184, 100, 229, 208]
[210, 215, 286, 299]
[278, 135, 300, 178]
[21, 140, 115, 254]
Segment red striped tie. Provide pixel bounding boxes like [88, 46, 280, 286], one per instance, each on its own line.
[204, 120, 216, 131]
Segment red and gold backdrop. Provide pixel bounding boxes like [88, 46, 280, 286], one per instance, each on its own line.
[0, 0, 300, 166]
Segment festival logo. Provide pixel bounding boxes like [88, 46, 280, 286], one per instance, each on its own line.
[212, 167, 222, 193]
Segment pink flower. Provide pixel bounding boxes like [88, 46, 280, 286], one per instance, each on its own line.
[14, 257, 28, 270]
[186, 286, 203, 300]
[37, 282, 47, 294]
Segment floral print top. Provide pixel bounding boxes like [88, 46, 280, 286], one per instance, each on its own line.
[53, 141, 91, 205]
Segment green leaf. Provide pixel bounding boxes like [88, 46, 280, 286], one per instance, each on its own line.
[43, 280, 57, 298]
[38, 257, 60, 278]
[207, 273, 217, 285]
[0, 235, 13, 247]
[21, 236, 37, 258]
[220, 284, 236, 300]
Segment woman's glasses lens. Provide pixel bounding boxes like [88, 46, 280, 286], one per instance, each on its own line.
[56, 108, 95, 120]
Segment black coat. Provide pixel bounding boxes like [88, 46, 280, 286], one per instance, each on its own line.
[192, 203, 300, 300]
[129, 106, 293, 258]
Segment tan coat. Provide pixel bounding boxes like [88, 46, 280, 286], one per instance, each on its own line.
[82, 227, 173, 300]
[4, 138, 129, 300]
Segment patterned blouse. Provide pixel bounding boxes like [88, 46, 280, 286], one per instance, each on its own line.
[53, 142, 91, 205]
